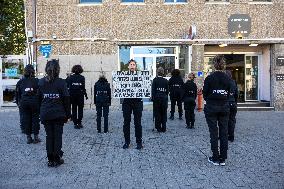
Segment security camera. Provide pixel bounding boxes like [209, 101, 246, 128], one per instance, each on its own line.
[52, 35, 57, 39]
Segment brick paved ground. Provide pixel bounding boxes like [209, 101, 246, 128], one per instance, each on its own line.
[0, 106, 283, 189]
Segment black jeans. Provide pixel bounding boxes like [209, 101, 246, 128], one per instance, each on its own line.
[184, 101, 196, 126]
[96, 105, 109, 132]
[228, 103, 237, 138]
[170, 99, 183, 117]
[153, 98, 168, 132]
[204, 104, 229, 160]
[71, 95, 84, 125]
[20, 103, 40, 135]
[44, 121, 64, 161]
[122, 101, 143, 144]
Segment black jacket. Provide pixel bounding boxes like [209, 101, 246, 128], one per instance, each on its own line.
[94, 78, 111, 106]
[151, 76, 169, 100]
[38, 77, 71, 122]
[183, 80, 197, 103]
[66, 74, 87, 98]
[229, 80, 238, 103]
[168, 76, 184, 100]
[203, 71, 231, 105]
[16, 77, 39, 106]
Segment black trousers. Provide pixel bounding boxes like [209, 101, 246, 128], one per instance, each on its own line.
[153, 98, 167, 132]
[122, 102, 143, 144]
[44, 121, 64, 161]
[20, 103, 40, 135]
[96, 105, 109, 132]
[204, 104, 229, 160]
[170, 99, 183, 117]
[19, 106, 25, 133]
[71, 95, 84, 125]
[228, 103, 237, 138]
[184, 102, 196, 126]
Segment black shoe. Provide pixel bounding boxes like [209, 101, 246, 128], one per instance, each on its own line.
[74, 124, 80, 129]
[136, 143, 143, 150]
[228, 136, 234, 142]
[78, 123, 83, 128]
[47, 161, 54, 167]
[98, 130, 101, 133]
[27, 136, 33, 144]
[33, 135, 41, 144]
[169, 116, 174, 120]
[208, 157, 219, 166]
[122, 143, 130, 149]
[54, 158, 64, 167]
[186, 125, 190, 129]
[219, 158, 226, 166]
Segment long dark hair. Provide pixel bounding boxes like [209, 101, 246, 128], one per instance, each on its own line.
[171, 69, 180, 77]
[213, 55, 226, 70]
[71, 65, 83, 74]
[24, 64, 35, 78]
[45, 59, 60, 82]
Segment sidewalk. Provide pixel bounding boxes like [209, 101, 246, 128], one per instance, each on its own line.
[0, 108, 283, 189]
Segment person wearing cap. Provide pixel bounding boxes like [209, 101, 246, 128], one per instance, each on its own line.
[168, 69, 184, 120]
[203, 55, 231, 166]
[16, 64, 41, 144]
[151, 67, 169, 132]
[122, 59, 143, 150]
[182, 73, 197, 129]
[94, 74, 111, 133]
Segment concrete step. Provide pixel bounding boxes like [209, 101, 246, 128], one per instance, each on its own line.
[237, 102, 271, 107]
[237, 106, 274, 111]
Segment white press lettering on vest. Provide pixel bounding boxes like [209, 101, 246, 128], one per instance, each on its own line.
[25, 88, 34, 92]
[156, 88, 166, 92]
[43, 93, 60, 99]
[96, 91, 107, 95]
[212, 90, 228, 95]
[72, 83, 82, 86]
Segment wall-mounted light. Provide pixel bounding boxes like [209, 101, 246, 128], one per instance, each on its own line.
[219, 44, 228, 47]
[249, 43, 258, 47]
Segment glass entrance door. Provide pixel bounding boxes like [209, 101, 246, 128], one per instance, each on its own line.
[245, 56, 259, 101]
[0, 55, 26, 106]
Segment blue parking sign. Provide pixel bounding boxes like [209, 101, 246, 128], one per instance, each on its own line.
[197, 71, 203, 77]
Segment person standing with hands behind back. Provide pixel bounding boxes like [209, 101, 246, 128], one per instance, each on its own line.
[38, 59, 71, 167]
[94, 74, 111, 133]
[122, 59, 143, 150]
[183, 73, 197, 129]
[67, 65, 88, 129]
[203, 55, 231, 166]
[151, 67, 169, 132]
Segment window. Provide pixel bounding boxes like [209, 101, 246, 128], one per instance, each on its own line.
[165, 0, 187, 3]
[121, 0, 144, 2]
[80, 0, 102, 3]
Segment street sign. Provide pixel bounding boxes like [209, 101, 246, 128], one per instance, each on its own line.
[39, 45, 52, 58]
[197, 71, 203, 77]
[5, 68, 17, 77]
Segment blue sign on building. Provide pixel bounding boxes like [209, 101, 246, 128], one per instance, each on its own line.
[197, 71, 203, 77]
[39, 45, 52, 58]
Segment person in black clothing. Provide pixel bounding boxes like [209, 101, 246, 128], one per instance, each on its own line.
[225, 70, 238, 142]
[38, 59, 71, 167]
[168, 69, 184, 120]
[183, 73, 197, 129]
[203, 55, 231, 166]
[122, 59, 143, 150]
[15, 78, 25, 134]
[16, 65, 41, 144]
[94, 74, 111, 133]
[151, 67, 169, 132]
[66, 65, 88, 129]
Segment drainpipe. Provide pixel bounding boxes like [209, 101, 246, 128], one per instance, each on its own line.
[32, 0, 37, 68]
